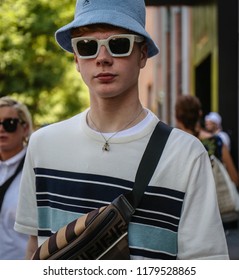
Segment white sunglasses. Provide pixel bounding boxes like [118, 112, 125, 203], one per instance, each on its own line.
[71, 34, 144, 59]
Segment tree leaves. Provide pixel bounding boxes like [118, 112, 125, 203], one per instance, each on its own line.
[0, 0, 89, 127]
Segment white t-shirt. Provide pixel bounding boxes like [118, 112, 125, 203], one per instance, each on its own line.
[15, 109, 229, 259]
[0, 148, 28, 259]
[217, 131, 231, 150]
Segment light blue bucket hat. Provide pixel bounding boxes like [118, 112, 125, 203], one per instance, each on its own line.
[55, 0, 159, 58]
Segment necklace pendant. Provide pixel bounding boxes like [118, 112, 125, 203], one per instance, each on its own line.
[102, 142, 110, 152]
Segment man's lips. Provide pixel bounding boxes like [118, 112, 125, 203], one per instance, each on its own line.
[94, 73, 116, 82]
[0, 135, 9, 142]
[0, 135, 8, 138]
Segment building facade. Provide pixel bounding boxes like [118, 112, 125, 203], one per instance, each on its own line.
[140, 0, 238, 168]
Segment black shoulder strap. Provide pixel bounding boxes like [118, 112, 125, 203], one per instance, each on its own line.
[0, 155, 25, 212]
[126, 121, 173, 209]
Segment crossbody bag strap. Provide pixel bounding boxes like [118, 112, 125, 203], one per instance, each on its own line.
[125, 121, 173, 209]
[0, 155, 25, 212]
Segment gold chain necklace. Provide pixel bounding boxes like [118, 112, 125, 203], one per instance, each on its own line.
[88, 108, 144, 151]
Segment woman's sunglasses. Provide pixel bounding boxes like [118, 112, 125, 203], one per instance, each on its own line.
[0, 118, 24, 133]
[71, 34, 144, 59]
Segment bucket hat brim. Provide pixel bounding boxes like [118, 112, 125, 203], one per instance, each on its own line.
[55, 10, 159, 58]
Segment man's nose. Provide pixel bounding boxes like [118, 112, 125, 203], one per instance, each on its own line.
[96, 46, 113, 65]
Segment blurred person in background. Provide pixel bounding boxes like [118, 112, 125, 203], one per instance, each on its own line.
[0, 96, 33, 259]
[205, 112, 231, 151]
[175, 95, 239, 190]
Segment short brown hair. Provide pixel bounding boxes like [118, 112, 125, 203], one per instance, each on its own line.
[175, 95, 202, 134]
[71, 24, 130, 38]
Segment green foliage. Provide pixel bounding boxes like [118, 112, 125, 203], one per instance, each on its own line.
[0, 0, 89, 127]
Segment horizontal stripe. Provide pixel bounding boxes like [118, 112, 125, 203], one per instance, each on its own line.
[35, 177, 130, 205]
[147, 185, 185, 200]
[130, 248, 177, 260]
[35, 168, 185, 258]
[128, 223, 177, 254]
[37, 192, 182, 223]
[35, 168, 133, 188]
[139, 194, 184, 219]
[38, 208, 81, 233]
[35, 169, 184, 216]
[132, 215, 178, 232]
[37, 192, 109, 214]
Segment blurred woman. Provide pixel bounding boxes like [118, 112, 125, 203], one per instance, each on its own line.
[0, 96, 33, 259]
[175, 95, 239, 188]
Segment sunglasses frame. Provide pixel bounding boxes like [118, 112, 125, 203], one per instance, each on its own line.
[0, 118, 24, 133]
[71, 34, 144, 59]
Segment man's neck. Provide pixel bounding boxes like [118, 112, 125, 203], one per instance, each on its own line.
[87, 101, 146, 133]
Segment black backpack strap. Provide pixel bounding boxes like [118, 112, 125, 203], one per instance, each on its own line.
[126, 121, 173, 209]
[0, 155, 25, 211]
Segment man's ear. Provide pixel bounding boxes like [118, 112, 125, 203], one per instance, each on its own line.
[74, 54, 80, 72]
[139, 43, 148, 69]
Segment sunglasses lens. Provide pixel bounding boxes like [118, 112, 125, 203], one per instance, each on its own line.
[109, 38, 131, 55]
[76, 39, 98, 57]
[2, 119, 19, 132]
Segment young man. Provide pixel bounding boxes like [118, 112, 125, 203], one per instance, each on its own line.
[15, 0, 229, 259]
